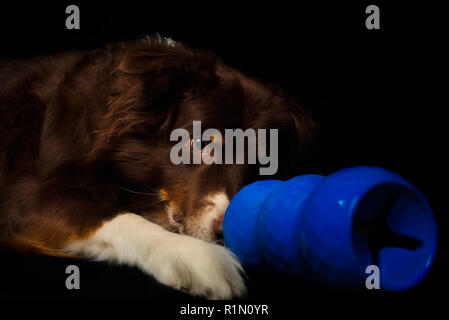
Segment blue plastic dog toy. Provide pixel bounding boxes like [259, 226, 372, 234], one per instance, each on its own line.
[223, 166, 437, 290]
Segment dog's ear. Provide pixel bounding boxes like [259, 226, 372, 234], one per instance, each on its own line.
[87, 45, 218, 162]
[118, 46, 219, 127]
[245, 83, 320, 179]
[117, 46, 218, 102]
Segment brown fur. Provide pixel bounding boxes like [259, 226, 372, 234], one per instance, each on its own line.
[0, 37, 317, 255]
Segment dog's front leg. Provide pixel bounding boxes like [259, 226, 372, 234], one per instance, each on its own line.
[65, 212, 246, 299]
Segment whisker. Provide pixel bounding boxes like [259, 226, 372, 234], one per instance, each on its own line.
[119, 186, 159, 196]
[142, 184, 159, 192]
[132, 199, 167, 210]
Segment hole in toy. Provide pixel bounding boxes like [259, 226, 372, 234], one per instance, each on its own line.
[353, 186, 424, 266]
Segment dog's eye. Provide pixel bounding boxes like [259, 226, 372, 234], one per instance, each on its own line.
[191, 137, 214, 152]
[191, 138, 205, 152]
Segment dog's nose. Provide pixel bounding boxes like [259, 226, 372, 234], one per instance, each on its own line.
[211, 216, 224, 239]
[214, 228, 224, 240]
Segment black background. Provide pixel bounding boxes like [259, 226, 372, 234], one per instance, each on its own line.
[0, 0, 445, 316]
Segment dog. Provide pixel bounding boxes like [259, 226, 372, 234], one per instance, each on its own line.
[0, 36, 316, 299]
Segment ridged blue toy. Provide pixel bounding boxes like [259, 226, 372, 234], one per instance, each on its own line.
[223, 166, 437, 290]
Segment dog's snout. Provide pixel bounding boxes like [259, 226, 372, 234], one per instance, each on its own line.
[166, 192, 230, 242]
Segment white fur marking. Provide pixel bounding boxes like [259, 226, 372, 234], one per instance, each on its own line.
[198, 192, 230, 240]
[65, 213, 245, 299]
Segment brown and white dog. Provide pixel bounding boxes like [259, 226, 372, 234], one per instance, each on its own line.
[0, 36, 316, 299]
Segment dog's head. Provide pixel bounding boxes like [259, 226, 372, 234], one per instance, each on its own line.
[89, 38, 317, 242]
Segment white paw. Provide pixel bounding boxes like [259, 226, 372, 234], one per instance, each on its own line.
[145, 234, 247, 299]
[64, 213, 246, 299]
